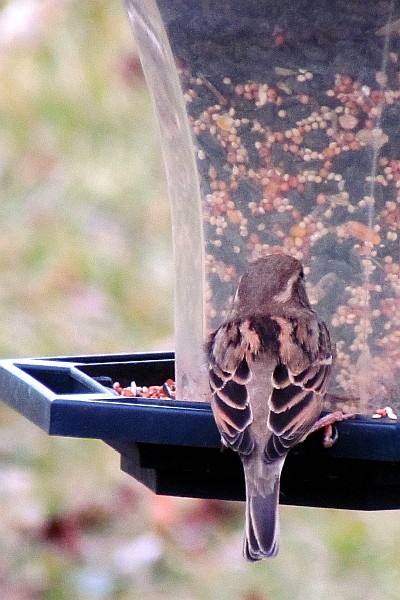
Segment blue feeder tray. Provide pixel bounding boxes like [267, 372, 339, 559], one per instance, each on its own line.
[0, 352, 399, 510]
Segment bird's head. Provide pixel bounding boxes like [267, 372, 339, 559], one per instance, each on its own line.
[234, 254, 311, 316]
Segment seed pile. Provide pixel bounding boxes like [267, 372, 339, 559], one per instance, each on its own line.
[112, 379, 176, 399]
[157, 0, 400, 411]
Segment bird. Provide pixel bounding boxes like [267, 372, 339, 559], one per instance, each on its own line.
[206, 254, 334, 561]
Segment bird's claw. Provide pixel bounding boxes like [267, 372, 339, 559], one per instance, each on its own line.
[309, 411, 355, 448]
[322, 424, 338, 448]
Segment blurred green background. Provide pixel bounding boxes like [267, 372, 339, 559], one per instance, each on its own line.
[1, 1, 400, 599]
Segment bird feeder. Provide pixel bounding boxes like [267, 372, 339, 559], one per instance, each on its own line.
[1, 0, 400, 510]
[124, 0, 400, 411]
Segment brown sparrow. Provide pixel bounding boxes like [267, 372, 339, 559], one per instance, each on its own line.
[206, 254, 334, 561]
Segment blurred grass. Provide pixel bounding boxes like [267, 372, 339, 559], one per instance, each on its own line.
[1, 1, 400, 599]
[0, 0, 173, 357]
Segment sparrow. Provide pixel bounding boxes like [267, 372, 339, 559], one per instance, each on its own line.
[206, 254, 334, 561]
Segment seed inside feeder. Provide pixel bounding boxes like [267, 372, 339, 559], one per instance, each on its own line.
[153, 0, 400, 413]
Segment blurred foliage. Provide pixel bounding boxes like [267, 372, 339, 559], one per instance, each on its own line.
[0, 0, 173, 357]
[1, 1, 400, 599]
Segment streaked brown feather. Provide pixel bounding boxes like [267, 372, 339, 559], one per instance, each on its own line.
[217, 379, 248, 408]
[266, 317, 333, 458]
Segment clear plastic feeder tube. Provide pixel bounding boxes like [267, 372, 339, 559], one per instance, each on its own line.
[124, 0, 207, 401]
[125, 0, 400, 413]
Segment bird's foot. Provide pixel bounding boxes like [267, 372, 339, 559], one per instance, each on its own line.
[309, 411, 355, 448]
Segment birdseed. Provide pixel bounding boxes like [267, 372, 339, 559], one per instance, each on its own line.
[155, 0, 400, 413]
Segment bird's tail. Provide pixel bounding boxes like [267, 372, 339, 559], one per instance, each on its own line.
[243, 461, 282, 561]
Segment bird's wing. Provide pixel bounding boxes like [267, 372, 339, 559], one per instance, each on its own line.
[265, 318, 333, 461]
[207, 315, 333, 460]
[206, 317, 273, 454]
